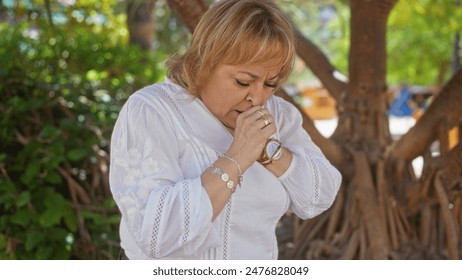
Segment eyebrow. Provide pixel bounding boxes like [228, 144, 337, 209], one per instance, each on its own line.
[237, 71, 280, 81]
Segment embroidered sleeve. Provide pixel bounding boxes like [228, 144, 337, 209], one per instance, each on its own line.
[109, 93, 219, 258]
[270, 97, 342, 219]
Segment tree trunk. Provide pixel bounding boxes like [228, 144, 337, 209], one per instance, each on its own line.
[127, 0, 155, 50]
[340, 0, 395, 155]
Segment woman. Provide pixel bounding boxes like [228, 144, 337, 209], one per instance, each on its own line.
[109, 0, 341, 260]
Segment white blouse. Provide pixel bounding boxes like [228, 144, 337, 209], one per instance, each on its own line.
[109, 79, 341, 260]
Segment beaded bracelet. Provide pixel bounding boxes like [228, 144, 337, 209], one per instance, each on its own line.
[219, 154, 243, 188]
[211, 164, 236, 192]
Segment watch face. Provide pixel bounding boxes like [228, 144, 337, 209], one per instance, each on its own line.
[266, 140, 280, 158]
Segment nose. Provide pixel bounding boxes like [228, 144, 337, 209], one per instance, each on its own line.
[245, 84, 266, 106]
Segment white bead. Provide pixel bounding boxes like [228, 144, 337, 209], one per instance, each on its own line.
[227, 180, 234, 189]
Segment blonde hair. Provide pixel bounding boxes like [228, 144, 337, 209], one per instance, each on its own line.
[167, 0, 295, 96]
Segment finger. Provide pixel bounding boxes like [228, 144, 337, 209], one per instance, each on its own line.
[240, 106, 270, 119]
[239, 106, 263, 118]
[259, 115, 271, 129]
[259, 112, 275, 127]
[237, 106, 274, 134]
[261, 122, 276, 136]
[236, 108, 263, 129]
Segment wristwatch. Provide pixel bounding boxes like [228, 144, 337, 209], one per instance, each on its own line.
[258, 138, 283, 166]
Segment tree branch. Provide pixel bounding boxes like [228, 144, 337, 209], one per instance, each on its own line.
[294, 29, 347, 102]
[432, 142, 462, 192]
[390, 67, 462, 163]
[44, 0, 55, 30]
[434, 174, 459, 259]
[167, 0, 208, 33]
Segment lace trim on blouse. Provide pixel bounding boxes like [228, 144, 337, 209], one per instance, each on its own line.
[222, 201, 232, 259]
[307, 154, 320, 207]
[149, 186, 170, 258]
[182, 181, 191, 248]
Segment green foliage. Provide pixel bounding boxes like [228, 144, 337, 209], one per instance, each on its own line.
[277, 0, 351, 86]
[388, 0, 462, 85]
[278, 0, 460, 87]
[0, 1, 164, 259]
[153, 0, 191, 56]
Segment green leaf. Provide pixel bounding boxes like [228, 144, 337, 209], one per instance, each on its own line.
[0, 233, 6, 250]
[67, 148, 90, 161]
[0, 181, 16, 210]
[62, 205, 78, 232]
[20, 161, 41, 185]
[49, 140, 65, 156]
[16, 191, 31, 207]
[39, 192, 66, 227]
[36, 245, 53, 260]
[44, 170, 63, 185]
[25, 231, 45, 252]
[40, 124, 60, 139]
[10, 208, 31, 226]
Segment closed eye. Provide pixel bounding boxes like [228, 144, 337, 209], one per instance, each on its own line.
[236, 79, 277, 88]
[236, 79, 250, 87]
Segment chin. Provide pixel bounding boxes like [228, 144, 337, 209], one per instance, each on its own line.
[224, 120, 236, 130]
[226, 123, 236, 130]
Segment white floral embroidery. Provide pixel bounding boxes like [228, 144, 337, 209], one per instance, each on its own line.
[115, 143, 161, 190]
[113, 141, 164, 237]
[127, 148, 142, 166]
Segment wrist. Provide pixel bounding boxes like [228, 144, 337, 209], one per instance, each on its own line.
[219, 154, 243, 188]
[225, 151, 253, 172]
[264, 147, 293, 177]
[258, 138, 283, 166]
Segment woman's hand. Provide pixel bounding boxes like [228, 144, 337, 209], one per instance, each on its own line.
[226, 106, 275, 171]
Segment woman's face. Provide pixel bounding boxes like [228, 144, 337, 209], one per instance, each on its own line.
[199, 61, 281, 129]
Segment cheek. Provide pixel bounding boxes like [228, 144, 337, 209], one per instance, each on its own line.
[220, 97, 241, 118]
[221, 87, 247, 106]
[203, 91, 236, 116]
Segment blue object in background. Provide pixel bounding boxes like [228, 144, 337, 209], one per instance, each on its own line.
[388, 87, 413, 117]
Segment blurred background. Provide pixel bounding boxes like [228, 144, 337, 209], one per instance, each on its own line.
[0, 0, 461, 259]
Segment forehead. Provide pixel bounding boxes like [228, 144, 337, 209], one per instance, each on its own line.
[220, 62, 282, 79]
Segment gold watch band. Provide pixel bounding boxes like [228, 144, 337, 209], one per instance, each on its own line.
[258, 143, 283, 166]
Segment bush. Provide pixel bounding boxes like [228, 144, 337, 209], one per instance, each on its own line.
[0, 9, 164, 259]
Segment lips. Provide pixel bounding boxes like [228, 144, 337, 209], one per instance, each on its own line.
[235, 107, 251, 114]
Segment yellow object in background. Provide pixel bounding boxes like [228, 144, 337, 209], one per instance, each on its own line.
[300, 86, 337, 120]
[449, 126, 459, 149]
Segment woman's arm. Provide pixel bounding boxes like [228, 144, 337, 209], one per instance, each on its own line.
[267, 96, 342, 219]
[110, 94, 219, 259]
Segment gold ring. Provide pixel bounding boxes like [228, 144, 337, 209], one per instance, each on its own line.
[262, 116, 270, 127]
[256, 110, 264, 117]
